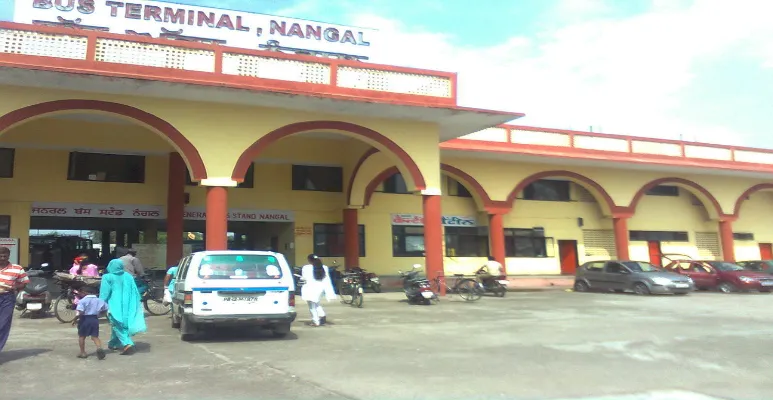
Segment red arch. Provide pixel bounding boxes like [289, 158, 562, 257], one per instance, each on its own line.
[364, 166, 400, 206]
[732, 183, 773, 217]
[628, 177, 724, 217]
[231, 121, 426, 190]
[506, 170, 617, 213]
[346, 147, 380, 205]
[440, 163, 498, 208]
[362, 163, 501, 209]
[0, 100, 207, 180]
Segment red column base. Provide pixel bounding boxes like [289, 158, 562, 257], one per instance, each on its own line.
[205, 186, 228, 251]
[422, 195, 444, 296]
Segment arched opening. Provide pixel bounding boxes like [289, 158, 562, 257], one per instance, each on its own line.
[0, 100, 206, 268]
[731, 183, 773, 261]
[190, 121, 428, 268]
[231, 121, 426, 191]
[627, 177, 724, 264]
[506, 171, 618, 275]
[358, 163, 492, 275]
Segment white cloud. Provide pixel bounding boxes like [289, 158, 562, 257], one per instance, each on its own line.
[349, 0, 773, 145]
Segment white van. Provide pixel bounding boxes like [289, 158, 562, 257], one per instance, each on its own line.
[170, 251, 297, 341]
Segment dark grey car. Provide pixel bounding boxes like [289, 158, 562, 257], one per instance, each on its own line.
[574, 260, 695, 295]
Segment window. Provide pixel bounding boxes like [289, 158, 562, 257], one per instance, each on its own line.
[313, 223, 366, 257]
[0, 148, 14, 178]
[447, 177, 472, 198]
[605, 262, 628, 274]
[646, 185, 679, 196]
[176, 256, 191, 280]
[629, 230, 689, 242]
[583, 261, 605, 271]
[68, 151, 145, 183]
[198, 254, 284, 279]
[733, 232, 755, 241]
[187, 163, 254, 189]
[292, 165, 343, 192]
[392, 226, 425, 257]
[504, 228, 551, 258]
[379, 173, 410, 194]
[522, 180, 571, 201]
[0, 215, 9, 237]
[445, 227, 488, 257]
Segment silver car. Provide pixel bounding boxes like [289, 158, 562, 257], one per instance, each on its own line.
[574, 260, 695, 295]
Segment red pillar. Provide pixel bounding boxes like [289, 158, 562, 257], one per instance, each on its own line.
[205, 186, 228, 250]
[488, 212, 506, 274]
[343, 208, 359, 269]
[166, 153, 186, 266]
[719, 219, 735, 262]
[423, 195, 444, 295]
[613, 216, 630, 260]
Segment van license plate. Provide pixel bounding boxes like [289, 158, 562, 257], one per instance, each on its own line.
[222, 296, 260, 302]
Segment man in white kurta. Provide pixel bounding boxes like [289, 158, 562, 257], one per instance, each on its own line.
[300, 259, 337, 327]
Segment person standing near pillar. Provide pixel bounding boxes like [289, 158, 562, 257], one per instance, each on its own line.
[0, 246, 29, 352]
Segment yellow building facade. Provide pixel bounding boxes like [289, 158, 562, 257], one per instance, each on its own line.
[0, 20, 772, 282]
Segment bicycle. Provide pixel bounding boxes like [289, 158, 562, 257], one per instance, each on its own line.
[433, 274, 483, 302]
[139, 276, 171, 316]
[338, 271, 364, 308]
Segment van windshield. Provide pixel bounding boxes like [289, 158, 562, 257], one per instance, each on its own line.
[198, 254, 283, 280]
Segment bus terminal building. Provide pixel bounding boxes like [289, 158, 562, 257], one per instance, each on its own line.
[2, 2, 773, 283]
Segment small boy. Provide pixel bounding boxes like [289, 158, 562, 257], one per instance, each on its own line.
[72, 285, 108, 360]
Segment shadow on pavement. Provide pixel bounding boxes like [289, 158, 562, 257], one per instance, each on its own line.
[0, 348, 51, 364]
[192, 328, 299, 344]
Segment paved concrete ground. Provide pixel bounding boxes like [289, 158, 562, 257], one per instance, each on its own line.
[2, 290, 771, 400]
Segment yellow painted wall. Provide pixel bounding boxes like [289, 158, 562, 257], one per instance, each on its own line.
[0, 85, 443, 192]
[734, 191, 773, 261]
[503, 183, 611, 275]
[2, 113, 773, 274]
[627, 188, 717, 262]
[442, 157, 771, 217]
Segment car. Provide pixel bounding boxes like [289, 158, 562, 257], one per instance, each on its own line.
[574, 260, 694, 295]
[170, 250, 297, 341]
[663, 259, 773, 293]
[736, 260, 773, 275]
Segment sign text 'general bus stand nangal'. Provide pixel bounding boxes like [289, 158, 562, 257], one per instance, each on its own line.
[17, 0, 377, 59]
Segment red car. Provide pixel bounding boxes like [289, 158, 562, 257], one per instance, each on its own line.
[664, 259, 773, 293]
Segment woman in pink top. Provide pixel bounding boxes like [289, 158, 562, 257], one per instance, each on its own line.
[69, 257, 99, 277]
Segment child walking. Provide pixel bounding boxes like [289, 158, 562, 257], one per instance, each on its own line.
[72, 284, 108, 359]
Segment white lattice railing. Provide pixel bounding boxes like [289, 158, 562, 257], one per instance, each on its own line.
[0, 23, 455, 103]
[0, 28, 87, 59]
[95, 38, 215, 72]
[221, 53, 330, 84]
[454, 125, 773, 166]
[336, 66, 453, 98]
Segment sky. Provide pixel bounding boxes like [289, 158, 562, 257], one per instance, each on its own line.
[5, 0, 773, 148]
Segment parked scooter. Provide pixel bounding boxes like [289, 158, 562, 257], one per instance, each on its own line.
[350, 266, 381, 293]
[16, 266, 52, 318]
[398, 264, 437, 305]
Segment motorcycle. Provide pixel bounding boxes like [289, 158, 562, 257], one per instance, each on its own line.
[398, 264, 437, 305]
[475, 267, 508, 297]
[15, 266, 52, 318]
[350, 266, 381, 293]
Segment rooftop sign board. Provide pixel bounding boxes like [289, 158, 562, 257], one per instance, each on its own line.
[14, 0, 377, 60]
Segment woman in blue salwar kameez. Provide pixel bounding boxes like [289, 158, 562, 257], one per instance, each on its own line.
[99, 259, 147, 355]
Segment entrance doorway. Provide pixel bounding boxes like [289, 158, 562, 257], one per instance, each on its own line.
[760, 243, 773, 260]
[648, 241, 662, 266]
[558, 240, 579, 275]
